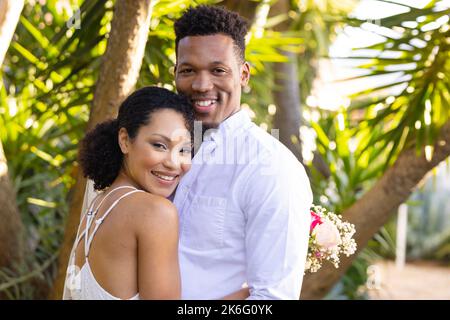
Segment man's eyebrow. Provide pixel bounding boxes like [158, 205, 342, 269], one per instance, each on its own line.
[177, 62, 192, 67]
[177, 61, 228, 67]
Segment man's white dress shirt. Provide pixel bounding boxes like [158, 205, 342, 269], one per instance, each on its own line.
[173, 109, 313, 300]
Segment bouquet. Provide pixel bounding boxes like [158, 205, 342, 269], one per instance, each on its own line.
[306, 205, 357, 273]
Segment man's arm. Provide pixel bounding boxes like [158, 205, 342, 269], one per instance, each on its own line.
[243, 155, 312, 300]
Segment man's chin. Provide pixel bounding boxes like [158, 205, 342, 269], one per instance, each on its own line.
[195, 114, 219, 129]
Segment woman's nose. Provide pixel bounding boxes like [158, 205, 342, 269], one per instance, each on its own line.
[163, 151, 180, 170]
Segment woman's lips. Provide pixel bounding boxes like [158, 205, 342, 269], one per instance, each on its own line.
[151, 171, 178, 187]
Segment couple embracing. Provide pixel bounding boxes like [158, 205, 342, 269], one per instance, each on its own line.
[63, 5, 312, 300]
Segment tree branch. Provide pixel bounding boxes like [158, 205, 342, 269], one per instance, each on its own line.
[300, 119, 450, 299]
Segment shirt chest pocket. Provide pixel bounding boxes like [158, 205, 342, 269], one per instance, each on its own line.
[182, 195, 227, 250]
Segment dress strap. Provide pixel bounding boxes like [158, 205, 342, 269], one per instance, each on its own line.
[74, 186, 137, 249]
[73, 194, 99, 249]
[84, 189, 144, 258]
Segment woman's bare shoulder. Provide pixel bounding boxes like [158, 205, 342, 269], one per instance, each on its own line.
[123, 192, 178, 233]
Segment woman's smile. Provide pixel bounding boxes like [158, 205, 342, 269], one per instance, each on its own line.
[151, 170, 179, 186]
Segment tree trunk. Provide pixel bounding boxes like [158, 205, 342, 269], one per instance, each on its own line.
[272, 50, 303, 162]
[220, 0, 259, 23]
[270, 0, 303, 163]
[300, 119, 450, 299]
[49, 0, 153, 299]
[0, 144, 24, 269]
[0, 0, 24, 64]
[0, 0, 25, 271]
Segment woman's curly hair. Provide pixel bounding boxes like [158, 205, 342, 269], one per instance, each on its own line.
[78, 86, 194, 190]
[174, 5, 249, 63]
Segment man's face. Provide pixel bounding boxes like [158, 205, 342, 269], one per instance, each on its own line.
[175, 34, 250, 128]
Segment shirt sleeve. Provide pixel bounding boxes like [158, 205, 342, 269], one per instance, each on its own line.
[242, 152, 313, 300]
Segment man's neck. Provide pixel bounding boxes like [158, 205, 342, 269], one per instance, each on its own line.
[200, 108, 242, 135]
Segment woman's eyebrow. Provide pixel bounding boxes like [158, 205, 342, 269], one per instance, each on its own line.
[151, 133, 191, 144]
[150, 133, 171, 142]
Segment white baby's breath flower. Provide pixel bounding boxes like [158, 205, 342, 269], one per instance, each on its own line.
[306, 205, 357, 273]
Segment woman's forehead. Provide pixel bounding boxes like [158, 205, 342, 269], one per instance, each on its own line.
[139, 110, 191, 142]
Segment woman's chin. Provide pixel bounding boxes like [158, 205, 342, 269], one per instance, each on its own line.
[146, 185, 176, 199]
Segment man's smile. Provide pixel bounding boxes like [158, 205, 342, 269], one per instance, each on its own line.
[192, 98, 218, 114]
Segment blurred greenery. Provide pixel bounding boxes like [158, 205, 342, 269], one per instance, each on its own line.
[407, 162, 450, 262]
[1, 0, 449, 299]
[308, 0, 450, 298]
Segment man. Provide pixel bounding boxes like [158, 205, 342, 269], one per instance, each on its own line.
[173, 5, 313, 300]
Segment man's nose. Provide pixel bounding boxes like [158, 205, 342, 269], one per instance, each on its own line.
[192, 71, 213, 92]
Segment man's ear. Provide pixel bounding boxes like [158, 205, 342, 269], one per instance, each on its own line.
[240, 61, 250, 86]
[118, 127, 130, 154]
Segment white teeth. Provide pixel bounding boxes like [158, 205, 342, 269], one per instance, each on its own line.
[196, 100, 215, 107]
[152, 172, 176, 181]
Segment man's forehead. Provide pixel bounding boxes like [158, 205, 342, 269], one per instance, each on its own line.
[178, 34, 235, 49]
[176, 34, 240, 63]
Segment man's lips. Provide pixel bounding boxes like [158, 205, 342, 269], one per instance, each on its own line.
[192, 99, 218, 114]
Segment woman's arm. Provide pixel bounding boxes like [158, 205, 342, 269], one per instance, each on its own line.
[136, 195, 181, 299]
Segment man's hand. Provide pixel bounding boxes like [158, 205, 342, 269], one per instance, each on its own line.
[221, 288, 250, 300]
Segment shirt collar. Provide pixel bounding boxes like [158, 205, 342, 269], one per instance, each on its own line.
[203, 109, 251, 143]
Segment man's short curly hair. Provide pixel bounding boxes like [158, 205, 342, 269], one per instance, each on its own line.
[174, 5, 249, 63]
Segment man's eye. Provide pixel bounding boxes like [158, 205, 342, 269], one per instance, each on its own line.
[179, 69, 193, 74]
[214, 68, 226, 74]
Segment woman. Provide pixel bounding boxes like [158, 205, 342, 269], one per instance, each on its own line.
[63, 86, 248, 299]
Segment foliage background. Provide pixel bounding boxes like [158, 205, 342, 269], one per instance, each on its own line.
[0, 0, 449, 299]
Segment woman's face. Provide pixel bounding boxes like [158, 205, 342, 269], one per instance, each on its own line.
[119, 109, 192, 198]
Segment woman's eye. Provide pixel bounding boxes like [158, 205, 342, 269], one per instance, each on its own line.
[152, 143, 167, 150]
[180, 148, 192, 154]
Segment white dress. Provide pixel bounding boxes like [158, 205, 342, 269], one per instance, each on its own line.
[63, 185, 144, 300]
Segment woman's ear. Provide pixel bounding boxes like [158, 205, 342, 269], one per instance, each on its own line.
[118, 127, 130, 154]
